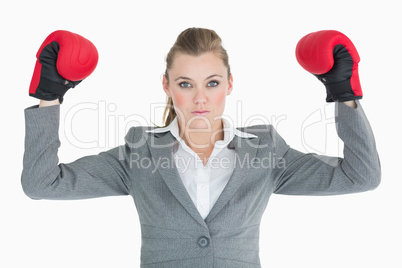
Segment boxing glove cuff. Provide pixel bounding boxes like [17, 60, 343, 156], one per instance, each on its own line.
[324, 79, 363, 102]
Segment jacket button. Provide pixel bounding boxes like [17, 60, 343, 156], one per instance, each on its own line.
[197, 236, 209, 247]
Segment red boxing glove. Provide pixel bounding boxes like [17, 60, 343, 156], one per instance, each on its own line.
[295, 30, 362, 102]
[29, 30, 98, 103]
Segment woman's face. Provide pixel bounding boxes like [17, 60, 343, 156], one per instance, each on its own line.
[163, 52, 233, 131]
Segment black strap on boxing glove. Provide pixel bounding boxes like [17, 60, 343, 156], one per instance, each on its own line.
[313, 45, 360, 102]
[31, 41, 81, 103]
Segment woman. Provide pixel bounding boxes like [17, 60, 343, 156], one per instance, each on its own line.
[22, 27, 381, 267]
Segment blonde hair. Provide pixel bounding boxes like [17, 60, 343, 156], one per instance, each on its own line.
[161, 27, 231, 127]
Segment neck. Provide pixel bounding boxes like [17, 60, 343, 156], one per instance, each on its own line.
[178, 118, 224, 151]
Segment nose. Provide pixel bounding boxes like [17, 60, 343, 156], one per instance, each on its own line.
[193, 88, 207, 105]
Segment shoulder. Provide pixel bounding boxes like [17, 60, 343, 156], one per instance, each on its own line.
[124, 126, 155, 143]
[237, 124, 280, 139]
[238, 124, 289, 153]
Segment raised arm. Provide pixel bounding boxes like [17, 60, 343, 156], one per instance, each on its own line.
[273, 100, 380, 195]
[21, 104, 131, 200]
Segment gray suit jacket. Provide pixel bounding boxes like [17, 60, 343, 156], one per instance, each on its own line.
[22, 101, 381, 267]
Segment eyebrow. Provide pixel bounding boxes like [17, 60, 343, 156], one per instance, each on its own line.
[174, 74, 223, 82]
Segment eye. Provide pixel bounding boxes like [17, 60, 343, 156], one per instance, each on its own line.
[207, 80, 219, 87]
[179, 82, 191, 88]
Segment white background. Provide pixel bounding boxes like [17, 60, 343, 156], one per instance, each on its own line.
[1, 0, 401, 267]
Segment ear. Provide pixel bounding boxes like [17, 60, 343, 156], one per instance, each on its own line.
[162, 74, 171, 97]
[226, 74, 233, 96]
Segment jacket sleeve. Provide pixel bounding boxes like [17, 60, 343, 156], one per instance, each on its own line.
[273, 100, 381, 196]
[21, 104, 132, 200]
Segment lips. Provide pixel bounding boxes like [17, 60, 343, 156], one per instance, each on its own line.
[191, 110, 210, 116]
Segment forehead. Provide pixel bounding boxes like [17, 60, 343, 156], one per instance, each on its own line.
[170, 52, 227, 76]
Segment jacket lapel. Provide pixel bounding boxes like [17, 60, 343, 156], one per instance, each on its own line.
[205, 134, 260, 223]
[145, 131, 208, 229]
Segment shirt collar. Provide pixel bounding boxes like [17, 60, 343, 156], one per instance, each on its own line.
[145, 116, 257, 149]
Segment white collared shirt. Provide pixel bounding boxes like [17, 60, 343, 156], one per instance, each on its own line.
[146, 116, 257, 219]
